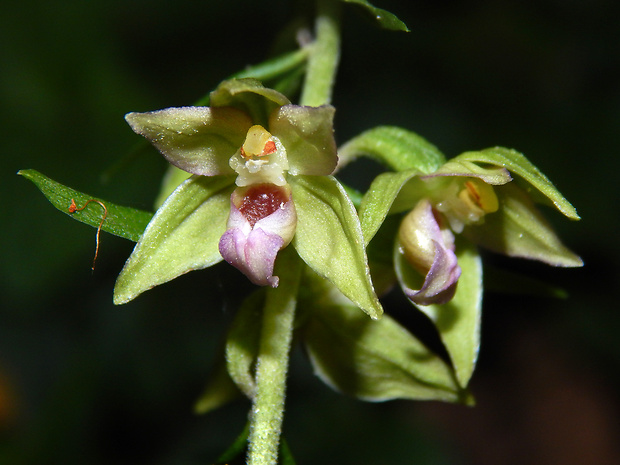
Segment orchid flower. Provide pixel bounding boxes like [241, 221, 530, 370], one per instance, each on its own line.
[341, 127, 582, 385]
[113, 79, 382, 319]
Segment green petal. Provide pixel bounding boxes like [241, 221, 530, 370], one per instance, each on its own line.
[126, 106, 252, 176]
[358, 170, 421, 245]
[455, 147, 580, 219]
[399, 237, 483, 388]
[113, 175, 235, 305]
[290, 175, 383, 319]
[270, 105, 337, 176]
[210, 78, 291, 127]
[342, 0, 410, 32]
[19, 169, 152, 242]
[337, 126, 445, 173]
[303, 304, 469, 403]
[465, 183, 583, 267]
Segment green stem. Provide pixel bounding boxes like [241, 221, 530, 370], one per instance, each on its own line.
[300, 0, 341, 106]
[247, 247, 302, 465]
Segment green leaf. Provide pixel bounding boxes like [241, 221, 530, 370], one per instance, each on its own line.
[343, 0, 410, 32]
[225, 290, 265, 399]
[191, 49, 309, 107]
[397, 237, 483, 388]
[358, 170, 421, 245]
[455, 147, 580, 220]
[113, 175, 235, 305]
[465, 183, 583, 267]
[232, 48, 308, 82]
[290, 175, 383, 319]
[18, 169, 152, 242]
[337, 126, 445, 173]
[303, 304, 469, 403]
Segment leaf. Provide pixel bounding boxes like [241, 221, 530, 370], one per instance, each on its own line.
[290, 175, 383, 319]
[337, 126, 445, 173]
[465, 183, 583, 267]
[225, 290, 265, 399]
[113, 175, 235, 305]
[303, 304, 469, 403]
[18, 169, 152, 242]
[342, 0, 410, 32]
[397, 237, 483, 388]
[456, 147, 580, 220]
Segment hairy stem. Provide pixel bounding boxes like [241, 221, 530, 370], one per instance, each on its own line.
[300, 0, 341, 106]
[246, 247, 301, 465]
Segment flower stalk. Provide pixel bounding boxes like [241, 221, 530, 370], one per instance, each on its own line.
[300, 0, 341, 106]
[247, 2, 342, 462]
[247, 246, 301, 465]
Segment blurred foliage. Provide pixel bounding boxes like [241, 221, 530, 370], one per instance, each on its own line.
[2, 0, 619, 463]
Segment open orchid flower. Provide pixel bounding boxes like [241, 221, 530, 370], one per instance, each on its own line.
[121, 79, 335, 288]
[353, 141, 582, 385]
[359, 146, 583, 307]
[113, 79, 382, 319]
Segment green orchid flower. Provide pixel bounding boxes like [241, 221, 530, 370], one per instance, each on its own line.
[361, 146, 583, 306]
[343, 129, 583, 385]
[114, 78, 382, 319]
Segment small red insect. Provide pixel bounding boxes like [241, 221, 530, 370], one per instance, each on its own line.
[68, 198, 108, 271]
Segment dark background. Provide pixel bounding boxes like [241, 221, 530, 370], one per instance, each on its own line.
[1, 0, 618, 464]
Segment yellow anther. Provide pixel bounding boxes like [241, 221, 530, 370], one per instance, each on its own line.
[241, 125, 275, 159]
[459, 179, 499, 214]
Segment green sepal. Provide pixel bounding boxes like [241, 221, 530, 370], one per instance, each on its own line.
[431, 159, 512, 185]
[18, 169, 152, 242]
[225, 290, 265, 399]
[358, 170, 421, 245]
[290, 175, 383, 319]
[342, 0, 410, 32]
[113, 175, 235, 305]
[194, 355, 241, 415]
[396, 237, 483, 387]
[210, 78, 291, 128]
[455, 147, 580, 220]
[465, 183, 583, 267]
[337, 126, 445, 173]
[302, 303, 470, 403]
